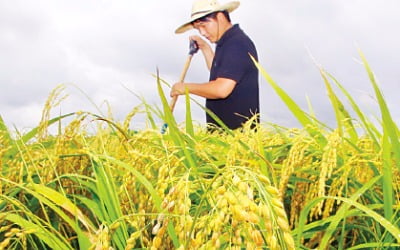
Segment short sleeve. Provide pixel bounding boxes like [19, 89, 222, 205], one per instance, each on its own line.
[217, 42, 252, 84]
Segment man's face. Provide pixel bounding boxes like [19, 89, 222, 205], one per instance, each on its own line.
[192, 14, 220, 43]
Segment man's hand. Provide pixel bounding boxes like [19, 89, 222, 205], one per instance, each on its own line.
[189, 35, 208, 50]
[170, 82, 186, 97]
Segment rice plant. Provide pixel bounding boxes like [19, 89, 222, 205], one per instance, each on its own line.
[0, 51, 399, 249]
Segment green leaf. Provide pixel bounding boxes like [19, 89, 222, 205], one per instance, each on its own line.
[156, 71, 197, 170]
[29, 183, 95, 232]
[359, 50, 400, 172]
[326, 70, 381, 147]
[185, 87, 194, 136]
[305, 95, 317, 124]
[296, 175, 381, 248]
[0, 115, 12, 142]
[22, 113, 75, 144]
[1, 179, 92, 249]
[321, 70, 358, 142]
[347, 242, 400, 249]
[251, 56, 327, 146]
[27, 184, 92, 249]
[327, 196, 400, 242]
[1, 212, 73, 250]
[99, 154, 180, 248]
[382, 130, 394, 221]
[73, 195, 105, 222]
[90, 158, 129, 250]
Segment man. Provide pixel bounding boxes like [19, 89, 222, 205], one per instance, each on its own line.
[171, 0, 259, 130]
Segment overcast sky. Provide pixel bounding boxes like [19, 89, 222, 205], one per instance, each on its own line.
[1, 0, 399, 133]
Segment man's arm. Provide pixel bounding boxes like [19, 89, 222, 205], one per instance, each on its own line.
[190, 35, 214, 70]
[170, 77, 236, 99]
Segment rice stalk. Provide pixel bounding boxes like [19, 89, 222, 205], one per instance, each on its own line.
[37, 85, 68, 141]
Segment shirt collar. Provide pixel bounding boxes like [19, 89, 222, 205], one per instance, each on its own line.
[216, 24, 240, 47]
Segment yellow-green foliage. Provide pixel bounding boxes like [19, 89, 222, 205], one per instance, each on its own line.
[1, 52, 400, 249]
[1, 105, 398, 249]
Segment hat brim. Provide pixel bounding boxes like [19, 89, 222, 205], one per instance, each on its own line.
[175, 1, 240, 34]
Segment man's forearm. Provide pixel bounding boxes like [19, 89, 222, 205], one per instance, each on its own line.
[202, 49, 214, 70]
[185, 78, 236, 99]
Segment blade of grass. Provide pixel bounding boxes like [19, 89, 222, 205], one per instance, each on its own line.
[28, 184, 93, 249]
[0, 115, 12, 142]
[310, 175, 399, 248]
[1, 212, 73, 250]
[251, 55, 327, 146]
[90, 157, 128, 250]
[325, 70, 381, 147]
[185, 87, 194, 136]
[382, 130, 394, 226]
[359, 51, 398, 241]
[358, 50, 400, 172]
[347, 243, 400, 250]
[53, 174, 106, 222]
[73, 195, 105, 221]
[156, 70, 197, 170]
[21, 113, 75, 144]
[1, 113, 76, 164]
[321, 70, 358, 142]
[99, 154, 180, 248]
[317, 174, 384, 249]
[28, 183, 95, 232]
[1, 179, 92, 249]
[324, 196, 400, 243]
[296, 175, 381, 248]
[156, 69, 179, 135]
[125, 89, 159, 130]
[305, 95, 317, 125]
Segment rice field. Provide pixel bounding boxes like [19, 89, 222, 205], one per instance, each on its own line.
[1, 52, 399, 249]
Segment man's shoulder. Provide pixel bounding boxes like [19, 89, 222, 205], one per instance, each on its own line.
[228, 25, 255, 44]
[225, 31, 256, 54]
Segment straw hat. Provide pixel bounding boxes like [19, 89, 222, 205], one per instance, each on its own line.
[175, 0, 240, 34]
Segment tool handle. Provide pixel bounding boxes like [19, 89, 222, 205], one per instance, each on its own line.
[169, 54, 193, 113]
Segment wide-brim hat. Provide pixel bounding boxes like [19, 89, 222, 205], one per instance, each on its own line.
[175, 0, 240, 34]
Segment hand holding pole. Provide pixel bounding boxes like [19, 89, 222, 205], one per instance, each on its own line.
[169, 40, 199, 113]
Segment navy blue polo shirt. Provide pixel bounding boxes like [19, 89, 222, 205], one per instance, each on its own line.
[207, 24, 259, 130]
